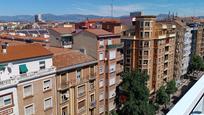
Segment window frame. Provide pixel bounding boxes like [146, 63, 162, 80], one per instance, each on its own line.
[23, 84, 33, 98]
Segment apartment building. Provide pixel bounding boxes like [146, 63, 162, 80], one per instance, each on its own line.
[73, 29, 123, 114]
[47, 47, 98, 115]
[0, 43, 56, 115]
[122, 15, 176, 92]
[76, 18, 122, 35]
[191, 25, 204, 58]
[173, 20, 192, 81]
[49, 27, 75, 48]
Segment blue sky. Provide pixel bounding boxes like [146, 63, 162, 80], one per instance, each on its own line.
[0, 0, 203, 16]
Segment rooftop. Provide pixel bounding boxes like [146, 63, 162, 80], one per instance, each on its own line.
[86, 18, 121, 23]
[85, 29, 113, 36]
[50, 27, 75, 35]
[0, 43, 52, 63]
[47, 47, 96, 69]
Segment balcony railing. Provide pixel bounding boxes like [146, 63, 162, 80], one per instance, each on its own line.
[0, 67, 55, 89]
[106, 44, 123, 49]
[89, 100, 96, 109]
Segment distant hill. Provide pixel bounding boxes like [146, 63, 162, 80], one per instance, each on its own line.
[0, 14, 110, 22]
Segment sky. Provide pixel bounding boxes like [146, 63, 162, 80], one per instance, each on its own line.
[0, 0, 203, 16]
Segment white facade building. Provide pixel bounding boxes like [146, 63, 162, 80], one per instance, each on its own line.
[181, 27, 192, 76]
[0, 43, 55, 115]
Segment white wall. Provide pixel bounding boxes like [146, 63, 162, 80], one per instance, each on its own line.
[0, 88, 19, 115]
[0, 57, 53, 81]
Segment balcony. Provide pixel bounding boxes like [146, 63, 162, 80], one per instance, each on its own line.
[116, 52, 124, 61]
[159, 34, 167, 39]
[169, 33, 176, 37]
[89, 100, 96, 109]
[78, 106, 86, 114]
[106, 44, 123, 49]
[99, 106, 104, 113]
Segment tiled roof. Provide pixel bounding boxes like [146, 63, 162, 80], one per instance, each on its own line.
[50, 27, 75, 35]
[85, 29, 113, 36]
[0, 43, 52, 63]
[47, 47, 96, 69]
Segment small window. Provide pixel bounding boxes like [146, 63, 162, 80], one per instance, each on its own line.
[62, 107, 68, 115]
[23, 84, 33, 97]
[108, 39, 112, 45]
[0, 94, 12, 108]
[143, 60, 148, 65]
[140, 21, 143, 27]
[145, 32, 150, 38]
[78, 100, 85, 111]
[61, 90, 69, 103]
[25, 104, 34, 115]
[43, 79, 52, 91]
[76, 69, 81, 80]
[78, 85, 85, 97]
[144, 51, 148, 56]
[140, 32, 143, 37]
[99, 40, 104, 48]
[99, 52, 104, 60]
[39, 61, 46, 70]
[144, 41, 149, 47]
[99, 66, 104, 74]
[44, 97, 52, 110]
[145, 22, 150, 27]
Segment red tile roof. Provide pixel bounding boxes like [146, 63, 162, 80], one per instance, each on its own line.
[50, 27, 75, 34]
[85, 29, 113, 36]
[47, 47, 96, 69]
[0, 43, 52, 63]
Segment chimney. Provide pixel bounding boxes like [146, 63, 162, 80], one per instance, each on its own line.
[1, 43, 8, 54]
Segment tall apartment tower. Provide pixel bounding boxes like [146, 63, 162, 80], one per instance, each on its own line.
[73, 29, 123, 114]
[123, 15, 176, 92]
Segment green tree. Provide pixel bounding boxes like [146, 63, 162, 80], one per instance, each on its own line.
[156, 86, 170, 108]
[189, 55, 204, 72]
[166, 80, 177, 95]
[115, 70, 155, 115]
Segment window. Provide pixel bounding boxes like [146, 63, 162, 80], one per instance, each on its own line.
[23, 84, 33, 97]
[44, 97, 52, 110]
[109, 64, 116, 73]
[24, 104, 34, 115]
[78, 85, 85, 97]
[139, 60, 142, 65]
[89, 81, 94, 91]
[43, 79, 52, 91]
[99, 91, 104, 100]
[144, 51, 148, 56]
[99, 52, 104, 60]
[140, 21, 143, 27]
[99, 40, 104, 48]
[78, 100, 85, 112]
[39, 61, 45, 70]
[145, 22, 150, 27]
[99, 78, 104, 87]
[145, 32, 150, 38]
[140, 32, 143, 37]
[109, 50, 116, 60]
[108, 39, 112, 45]
[144, 41, 149, 47]
[109, 89, 116, 99]
[143, 60, 148, 65]
[62, 107, 68, 115]
[76, 69, 81, 80]
[0, 94, 12, 109]
[99, 65, 104, 74]
[61, 90, 69, 103]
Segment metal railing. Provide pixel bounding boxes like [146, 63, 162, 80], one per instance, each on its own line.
[0, 67, 55, 89]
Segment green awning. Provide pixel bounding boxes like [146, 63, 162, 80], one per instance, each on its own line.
[0, 64, 5, 71]
[19, 64, 28, 74]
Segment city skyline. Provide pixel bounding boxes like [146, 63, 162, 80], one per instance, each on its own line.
[0, 0, 203, 16]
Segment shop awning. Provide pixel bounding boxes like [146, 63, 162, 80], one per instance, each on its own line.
[19, 64, 28, 73]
